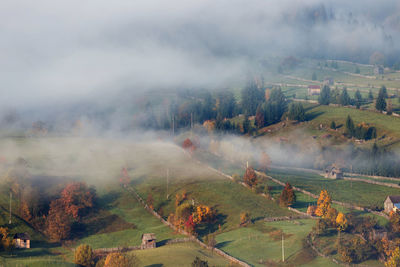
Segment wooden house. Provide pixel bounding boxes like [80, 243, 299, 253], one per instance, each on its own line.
[384, 195, 400, 213]
[323, 77, 334, 85]
[14, 233, 30, 249]
[325, 165, 343, 179]
[374, 65, 384, 75]
[141, 233, 156, 249]
[308, 85, 321, 96]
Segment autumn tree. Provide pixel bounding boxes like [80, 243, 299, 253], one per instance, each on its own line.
[185, 214, 196, 234]
[279, 182, 296, 207]
[389, 211, 400, 233]
[315, 190, 332, 218]
[193, 205, 216, 224]
[61, 182, 95, 220]
[240, 212, 250, 226]
[326, 207, 338, 226]
[146, 193, 154, 210]
[255, 105, 265, 129]
[183, 138, 196, 152]
[46, 199, 72, 242]
[175, 203, 194, 230]
[259, 152, 271, 172]
[183, 138, 193, 149]
[336, 212, 348, 232]
[20, 201, 32, 222]
[104, 252, 138, 267]
[74, 244, 94, 267]
[203, 120, 215, 133]
[0, 227, 13, 251]
[243, 166, 257, 187]
[386, 247, 400, 267]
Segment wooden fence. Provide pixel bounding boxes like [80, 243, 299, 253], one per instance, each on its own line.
[255, 171, 389, 219]
[125, 185, 251, 267]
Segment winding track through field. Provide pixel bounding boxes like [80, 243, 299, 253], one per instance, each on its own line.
[194, 150, 389, 220]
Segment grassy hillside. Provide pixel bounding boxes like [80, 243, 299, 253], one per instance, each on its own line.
[75, 188, 182, 249]
[133, 242, 230, 267]
[215, 219, 338, 267]
[267, 168, 400, 210]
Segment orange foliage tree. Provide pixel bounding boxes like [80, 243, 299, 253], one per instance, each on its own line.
[240, 212, 250, 226]
[182, 138, 196, 153]
[104, 252, 138, 267]
[315, 190, 332, 218]
[0, 227, 13, 251]
[243, 167, 258, 187]
[146, 193, 154, 210]
[336, 212, 348, 232]
[259, 152, 271, 172]
[279, 182, 296, 207]
[46, 199, 72, 242]
[193, 205, 216, 224]
[326, 206, 339, 226]
[389, 211, 400, 233]
[61, 182, 95, 220]
[203, 120, 215, 133]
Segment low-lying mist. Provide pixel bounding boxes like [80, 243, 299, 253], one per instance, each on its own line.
[1, 0, 400, 112]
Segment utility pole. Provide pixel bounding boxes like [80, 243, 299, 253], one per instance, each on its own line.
[172, 116, 175, 136]
[166, 168, 169, 200]
[9, 191, 12, 224]
[190, 113, 193, 138]
[282, 233, 285, 262]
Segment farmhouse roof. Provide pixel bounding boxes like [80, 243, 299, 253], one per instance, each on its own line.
[387, 196, 400, 204]
[14, 233, 30, 240]
[308, 85, 320, 89]
[142, 233, 156, 241]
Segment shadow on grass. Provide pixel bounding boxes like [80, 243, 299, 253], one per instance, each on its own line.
[31, 240, 60, 249]
[196, 213, 227, 237]
[97, 191, 121, 209]
[146, 264, 163, 267]
[292, 200, 313, 210]
[215, 240, 232, 249]
[3, 247, 53, 258]
[156, 239, 171, 247]
[306, 111, 324, 121]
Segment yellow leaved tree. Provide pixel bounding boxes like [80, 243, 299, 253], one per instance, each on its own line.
[336, 212, 348, 232]
[386, 247, 400, 267]
[315, 190, 332, 218]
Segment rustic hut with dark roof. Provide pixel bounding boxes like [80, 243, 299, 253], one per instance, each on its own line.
[384, 196, 400, 213]
[141, 233, 156, 249]
[14, 233, 30, 249]
[324, 165, 343, 179]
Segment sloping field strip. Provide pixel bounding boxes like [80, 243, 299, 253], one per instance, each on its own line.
[124, 185, 251, 267]
[187, 152, 316, 220]
[272, 164, 400, 189]
[255, 171, 388, 220]
[194, 149, 389, 218]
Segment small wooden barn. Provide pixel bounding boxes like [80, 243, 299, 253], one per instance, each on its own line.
[141, 233, 156, 249]
[325, 165, 343, 179]
[14, 233, 30, 249]
[384, 195, 400, 213]
[308, 85, 321, 96]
